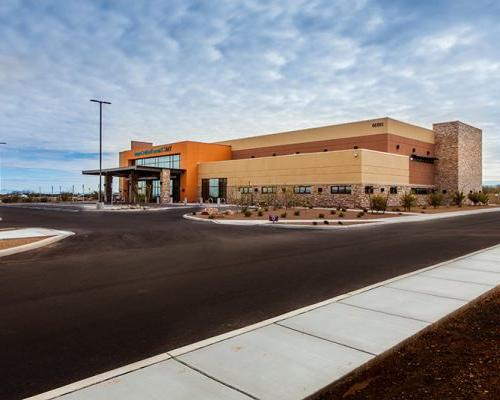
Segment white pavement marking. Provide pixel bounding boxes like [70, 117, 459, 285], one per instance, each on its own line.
[0, 228, 68, 239]
[178, 324, 372, 400]
[422, 266, 500, 286]
[386, 275, 491, 301]
[26, 244, 500, 400]
[278, 302, 429, 355]
[339, 286, 467, 323]
[59, 359, 251, 400]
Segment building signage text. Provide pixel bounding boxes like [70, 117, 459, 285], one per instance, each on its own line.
[134, 145, 172, 157]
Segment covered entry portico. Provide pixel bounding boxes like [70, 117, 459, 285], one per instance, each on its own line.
[82, 165, 184, 204]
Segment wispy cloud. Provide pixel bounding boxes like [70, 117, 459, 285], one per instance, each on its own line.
[0, 0, 499, 191]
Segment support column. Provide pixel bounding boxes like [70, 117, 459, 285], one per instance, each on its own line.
[145, 181, 153, 203]
[128, 172, 138, 203]
[104, 175, 113, 204]
[160, 169, 171, 204]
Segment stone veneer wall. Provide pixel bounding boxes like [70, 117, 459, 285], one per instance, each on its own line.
[433, 121, 482, 193]
[216, 184, 431, 209]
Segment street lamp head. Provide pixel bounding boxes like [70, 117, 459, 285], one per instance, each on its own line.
[90, 99, 112, 105]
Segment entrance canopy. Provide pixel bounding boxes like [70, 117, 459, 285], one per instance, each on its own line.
[82, 165, 185, 204]
[82, 165, 184, 179]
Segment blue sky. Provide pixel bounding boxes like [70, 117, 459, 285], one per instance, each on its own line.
[1, 0, 499, 193]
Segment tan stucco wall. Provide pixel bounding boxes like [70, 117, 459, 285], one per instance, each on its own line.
[217, 117, 434, 150]
[198, 149, 409, 186]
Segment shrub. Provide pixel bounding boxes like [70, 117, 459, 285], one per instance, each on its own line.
[478, 192, 489, 205]
[264, 207, 269, 212]
[313, 221, 318, 225]
[324, 220, 329, 225]
[467, 191, 483, 205]
[281, 212, 287, 218]
[330, 210, 336, 215]
[192, 211, 196, 215]
[294, 210, 300, 216]
[336, 205, 342, 211]
[244, 210, 252, 217]
[370, 195, 387, 213]
[338, 221, 343, 225]
[201, 211, 209, 215]
[257, 210, 263, 216]
[428, 192, 443, 208]
[362, 207, 368, 213]
[338, 212, 344, 218]
[357, 211, 364, 218]
[400, 192, 417, 211]
[308, 205, 314, 209]
[452, 191, 466, 207]
[422, 205, 427, 210]
[341, 207, 347, 212]
[208, 214, 215, 219]
[318, 213, 325, 218]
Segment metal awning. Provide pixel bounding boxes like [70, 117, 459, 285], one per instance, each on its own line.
[82, 165, 184, 178]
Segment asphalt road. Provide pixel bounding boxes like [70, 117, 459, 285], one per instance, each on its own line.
[1, 205, 499, 400]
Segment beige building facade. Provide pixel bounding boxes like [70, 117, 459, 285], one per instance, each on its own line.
[108, 117, 482, 207]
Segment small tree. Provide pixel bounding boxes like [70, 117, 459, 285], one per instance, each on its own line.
[428, 191, 443, 208]
[400, 192, 417, 211]
[370, 195, 387, 213]
[452, 191, 466, 207]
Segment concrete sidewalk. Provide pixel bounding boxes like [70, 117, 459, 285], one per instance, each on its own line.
[28, 245, 500, 400]
[0, 228, 74, 258]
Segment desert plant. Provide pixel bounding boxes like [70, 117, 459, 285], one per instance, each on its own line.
[336, 205, 342, 211]
[294, 210, 300, 216]
[244, 210, 252, 217]
[477, 192, 489, 205]
[324, 220, 329, 225]
[341, 207, 347, 212]
[452, 191, 466, 207]
[338, 212, 344, 218]
[362, 207, 368, 213]
[280, 212, 287, 218]
[370, 195, 387, 213]
[330, 209, 336, 215]
[313, 221, 318, 225]
[208, 214, 215, 219]
[192, 211, 196, 215]
[338, 221, 343, 225]
[428, 191, 443, 208]
[357, 211, 364, 218]
[318, 213, 325, 218]
[467, 191, 482, 205]
[257, 210, 263, 216]
[400, 192, 417, 211]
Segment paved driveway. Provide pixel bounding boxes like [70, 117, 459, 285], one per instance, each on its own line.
[0, 206, 499, 399]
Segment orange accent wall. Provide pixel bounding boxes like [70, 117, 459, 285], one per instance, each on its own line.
[119, 141, 231, 202]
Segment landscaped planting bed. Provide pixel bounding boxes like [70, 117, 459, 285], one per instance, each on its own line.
[193, 207, 404, 220]
[390, 204, 499, 214]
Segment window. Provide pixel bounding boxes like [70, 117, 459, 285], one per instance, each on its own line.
[294, 186, 311, 194]
[135, 154, 181, 169]
[330, 185, 352, 194]
[202, 178, 227, 200]
[239, 187, 251, 194]
[262, 186, 277, 194]
[411, 187, 430, 195]
[390, 186, 398, 194]
[364, 186, 374, 194]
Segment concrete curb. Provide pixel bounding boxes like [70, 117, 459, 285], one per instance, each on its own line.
[183, 207, 500, 229]
[25, 242, 500, 400]
[0, 230, 75, 258]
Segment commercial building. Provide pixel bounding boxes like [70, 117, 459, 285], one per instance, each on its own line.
[82, 117, 482, 207]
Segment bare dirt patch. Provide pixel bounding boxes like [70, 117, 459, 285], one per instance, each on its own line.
[0, 237, 50, 250]
[313, 287, 500, 400]
[194, 207, 403, 221]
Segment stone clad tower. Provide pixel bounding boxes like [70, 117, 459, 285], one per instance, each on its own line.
[432, 121, 482, 194]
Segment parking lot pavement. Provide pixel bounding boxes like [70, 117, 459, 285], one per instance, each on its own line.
[0, 206, 499, 399]
[29, 245, 499, 400]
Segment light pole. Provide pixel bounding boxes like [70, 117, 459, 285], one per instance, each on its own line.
[0, 142, 6, 197]
[90, 99, 111, 206]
